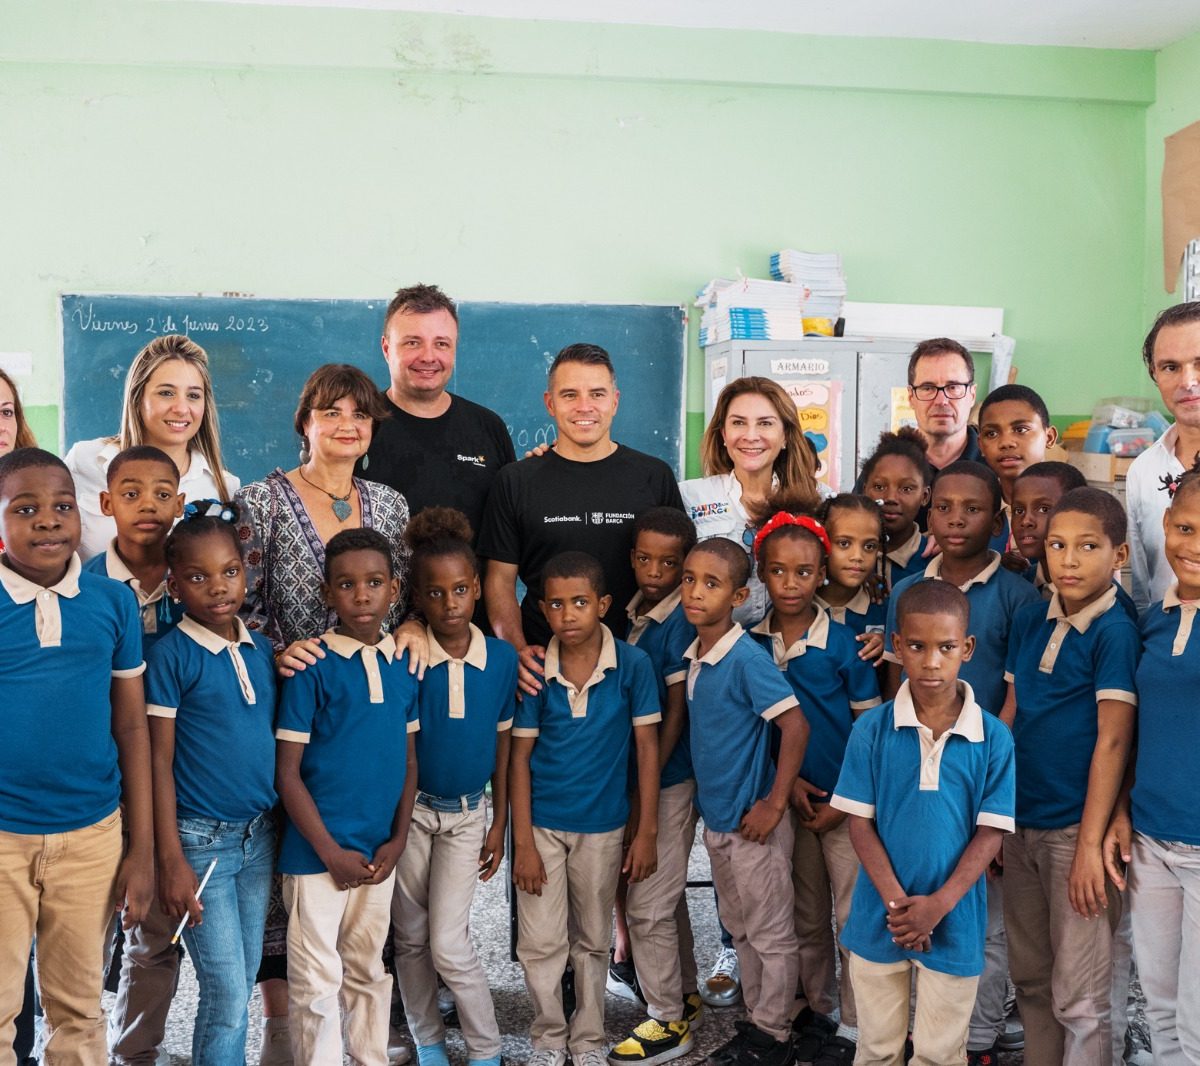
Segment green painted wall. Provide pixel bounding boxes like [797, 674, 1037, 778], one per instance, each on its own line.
[0, 3, 1160, 475]
[1144, 29, 1200, 335]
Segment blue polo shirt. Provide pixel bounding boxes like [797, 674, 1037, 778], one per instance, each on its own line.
[1004, 588, 1139, 829]
[416, 624, 517, 799]
[831, 683, 1015, 977]
[1133, 588, 1200, 844]
[884, 553, 1042, 716]
[816, 587, 887, 643]
[625, 589, 696, 789]
[512, 626, 661, 833]
[83, 540, 185, 655]
[1023, 566, 1138, 622]
[684, 624, 799, 833]
[750, 608, 881, 799]
[145, 615, 277, 822]
[884, 528, 928, 592]
[0, 556, 144, 834]
[276, 630, 420, 874]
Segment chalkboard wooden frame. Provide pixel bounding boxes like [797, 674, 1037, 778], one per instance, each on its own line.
[61, 294, 687, 483]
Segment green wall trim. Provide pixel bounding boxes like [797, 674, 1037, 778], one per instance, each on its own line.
[4, 3, 1156, 104]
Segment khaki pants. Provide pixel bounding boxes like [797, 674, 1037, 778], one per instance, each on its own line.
[0, 812, 123, 1066]
[792, 813, 859, 1026]
[704, 819, 798, 1042]
[626, 780, 699, 1022]
[849, 953, 978, 1066]
[516, 826, 624, 1054]
[283, 871, 395, 1066]
[108, 900, 180, 1065]
[393, 802, 500, 1057]
[1003, 825, 1120, 1066]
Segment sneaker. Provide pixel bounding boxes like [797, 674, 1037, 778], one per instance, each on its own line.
[699, 947, 741, 1008]
[387, 1031, 413, 1065]
[705, 1020, 751, 1066]
[259, 1018, 293, 1066]
[682, 992, 703, 1031]
[575, 1051, 610, 1066]
[996, 1020, 1024, 1052]
[966, 1046, 998, 1066]
[812, 1035, 856, 1066]
[732, 1024, 794, 1066]
[607, 952, 646, 1006]
[608, 1019, 693, 1066]
[791, 1008, 836, 1063]
[527, 1051, 568, 1066]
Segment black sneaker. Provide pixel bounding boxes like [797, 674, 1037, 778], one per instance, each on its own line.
[732, 1023, 794, 1066]
[705, 1021, 750, 1066]
[966, 1046, 999, 1066]
[606, 951, 646, 1006]
[682, 992, 703, 1031]
[791, 1009, 836, 1064]
[812, 1035, 856, 1066]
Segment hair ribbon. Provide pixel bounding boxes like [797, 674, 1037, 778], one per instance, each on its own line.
[183, 498, 237, 523]
[752, 512, 831, 558]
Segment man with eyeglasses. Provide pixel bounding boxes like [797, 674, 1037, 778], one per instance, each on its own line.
[905, 337, 983, 472]
[1127, 301, 1200, 609]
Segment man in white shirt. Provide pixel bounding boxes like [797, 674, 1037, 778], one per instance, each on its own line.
[1127, 301, 1200, 609]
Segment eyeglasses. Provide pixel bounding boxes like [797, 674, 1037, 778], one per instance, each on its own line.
[911, 381, 973, 401]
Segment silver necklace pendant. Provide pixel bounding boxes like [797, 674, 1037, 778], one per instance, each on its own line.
[332, 498, 352, 522]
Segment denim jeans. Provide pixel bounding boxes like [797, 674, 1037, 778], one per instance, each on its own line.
[178, 811, 276, 1066]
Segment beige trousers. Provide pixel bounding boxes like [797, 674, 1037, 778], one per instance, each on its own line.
[393, 803, 500, 1057]
[849, 953, 979, 1066]
[0, 812, 123, 1066]
[1003, 825, 1121, 1066]
[283, 870, 395, 1066]
[704, 818, 799, 1042]
[516, 826, 624, 1053]
[625, 780, 699, 1022]
[792, 812, 860, 1025]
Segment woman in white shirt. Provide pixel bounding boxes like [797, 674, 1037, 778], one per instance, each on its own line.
[679, 376, 823, 626]
[65, 334, 240, 560]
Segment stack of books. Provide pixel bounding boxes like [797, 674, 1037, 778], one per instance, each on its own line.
[696, 277, 807, 346]
[769, 249, 847, 320]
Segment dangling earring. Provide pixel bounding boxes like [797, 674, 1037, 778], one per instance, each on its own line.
[361, 452, 370, 471]
[299, 439, 311, 465]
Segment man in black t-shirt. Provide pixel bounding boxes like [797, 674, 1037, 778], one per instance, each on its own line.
[359, 284, 516, 539]
[477, 343, 684, 691]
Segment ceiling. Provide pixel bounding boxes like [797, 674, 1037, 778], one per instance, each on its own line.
[206, 0, 1200, 51]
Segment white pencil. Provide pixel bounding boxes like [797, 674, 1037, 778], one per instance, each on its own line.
[171, 857, 217, 944]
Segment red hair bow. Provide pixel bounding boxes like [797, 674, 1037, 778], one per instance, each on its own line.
[752, 512, 831, 558]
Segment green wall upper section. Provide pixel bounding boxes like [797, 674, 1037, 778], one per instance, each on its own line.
[0, 2, 1164, 468]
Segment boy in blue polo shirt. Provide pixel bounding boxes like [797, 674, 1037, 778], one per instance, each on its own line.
[1009, 461, 1087, 596]
[511, 551, 662, 1066]
[85, 444, 187, 1066]
[680, 536, 807, 1066]
[832, 580, 1015, 1066]
[0, 449, 154, 1064]
[275, 528, 420, 1066]
[1002, 488, 1139, 1066]
[611, 507, 700, 1065]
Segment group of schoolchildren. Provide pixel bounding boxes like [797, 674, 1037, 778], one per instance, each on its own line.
[3, 377, 1199, 1066]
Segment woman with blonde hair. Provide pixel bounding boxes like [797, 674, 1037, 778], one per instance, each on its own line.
[65, 333, 239, 559]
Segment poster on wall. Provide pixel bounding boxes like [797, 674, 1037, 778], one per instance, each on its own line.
[890, 387, 918, 433]
[780, 379, 842, 491]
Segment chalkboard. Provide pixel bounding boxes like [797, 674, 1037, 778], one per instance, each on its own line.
[61, 295, 687, 482]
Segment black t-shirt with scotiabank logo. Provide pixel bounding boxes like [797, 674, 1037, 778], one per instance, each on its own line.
[477, 445, 685, 647]
[359, 393, 516, 541]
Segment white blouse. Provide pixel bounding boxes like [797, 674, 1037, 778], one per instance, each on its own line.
[64, 437, 241, 561]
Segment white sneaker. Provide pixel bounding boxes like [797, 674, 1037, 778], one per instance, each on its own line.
[574, 1050, 609, 1066]
[527, 1050, 568, 1066]
[698, 946, 741, 1008]
[388, 1030, 413, 1065]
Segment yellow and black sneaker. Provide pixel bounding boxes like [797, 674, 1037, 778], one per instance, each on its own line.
[607, 1019, 693, 1066]
[682, 992, 703, 1031]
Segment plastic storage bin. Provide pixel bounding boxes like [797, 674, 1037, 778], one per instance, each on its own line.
[1084, 424, 1112, 454]
[1107, 427, 1155, 458]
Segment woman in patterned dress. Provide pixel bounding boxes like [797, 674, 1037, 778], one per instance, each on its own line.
[235, 363, 425, 1065]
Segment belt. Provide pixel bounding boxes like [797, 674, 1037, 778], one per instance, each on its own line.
[416, 788, 486, 813]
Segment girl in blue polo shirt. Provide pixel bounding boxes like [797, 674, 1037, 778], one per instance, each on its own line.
[859, 429, 932, 592]
[146, 501, 278, 1066]
[749, 495, 881, 1066]
[393, 507, 518, 1066]
[1106, 470, 1200, 1063]
[815, 493, 888, 663]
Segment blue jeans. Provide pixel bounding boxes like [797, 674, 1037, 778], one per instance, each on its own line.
[178, 812, 276, 1066]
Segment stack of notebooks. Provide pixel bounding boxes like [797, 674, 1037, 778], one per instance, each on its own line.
[697, 250, 847, 346]
[769, 249, 847, 320]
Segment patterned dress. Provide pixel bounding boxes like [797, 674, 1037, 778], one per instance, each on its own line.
[234, 468, 412, 965]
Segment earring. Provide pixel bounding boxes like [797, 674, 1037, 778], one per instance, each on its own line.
[299, 440, 311, 465]
[361, 452, 370, 471]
